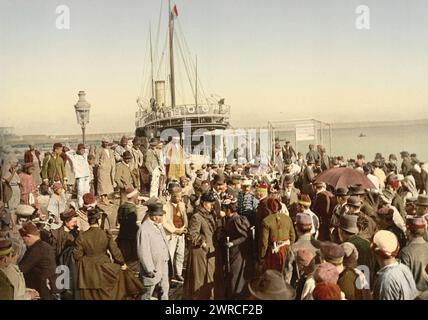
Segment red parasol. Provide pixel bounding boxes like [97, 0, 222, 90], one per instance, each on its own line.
[314, 167, 375, 189]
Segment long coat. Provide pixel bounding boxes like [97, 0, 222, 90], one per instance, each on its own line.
[311, 190, 334, 241]
[302, 166, 315, 197]
[18, 240, 57, 300]
[223, 214, 253, 299]
[73, 227, 144, 300]
[117, 202, 139, 263]
[136, 218, 170, 287]
[184, 206, 217, 300]
[165, 143, 185, 181]
[95, 147, 116, 196]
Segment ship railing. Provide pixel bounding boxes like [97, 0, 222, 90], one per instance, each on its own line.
[136, 103, 230, 125]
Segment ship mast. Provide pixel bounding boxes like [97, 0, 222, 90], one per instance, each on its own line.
[195, 55, 198, 107]
[168, 0, 176, 108]
[149, 25, 155, 100]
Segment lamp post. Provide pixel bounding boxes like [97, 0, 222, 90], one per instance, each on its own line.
[74, 90, 91, 145]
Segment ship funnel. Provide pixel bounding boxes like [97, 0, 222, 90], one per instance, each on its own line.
[155, 81, 166, 109]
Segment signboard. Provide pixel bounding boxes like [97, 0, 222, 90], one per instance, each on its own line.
[296, 125, 315, 141]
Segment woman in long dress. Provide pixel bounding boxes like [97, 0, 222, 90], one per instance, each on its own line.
[73, 210, 144, 300]
[19, 163, 39, 208]
[222, 195, 254, 299]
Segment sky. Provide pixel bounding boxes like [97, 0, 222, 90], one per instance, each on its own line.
[1, 0, 428, 135]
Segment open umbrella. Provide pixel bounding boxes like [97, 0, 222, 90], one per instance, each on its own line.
[314, 167, 375, 189]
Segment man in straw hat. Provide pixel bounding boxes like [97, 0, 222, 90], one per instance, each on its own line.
[137, 200, 170, 300]
[372, 230, 419, 300]
[94, 137, 116, 205]
[398, 216, 428, 292]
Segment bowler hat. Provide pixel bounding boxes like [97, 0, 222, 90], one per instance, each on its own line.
[248, 270, 296, 300]
[53, 143, 63, 149]
[77, 143, 85, 150]
[307, 159, 315, 165]
[200, 191, 216, 203]
[334, 187, 349, 197]
[416, 195, 428, 207]
[400, 151, 410, 157]
[339, 215, 359, 234]
[146, 202, 166, 216]
[213, 174, 226, 185]
[346, 196, 362, 207]
[349, 184, 365, 196]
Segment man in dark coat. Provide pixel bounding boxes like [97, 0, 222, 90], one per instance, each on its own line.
[116, 187, 140, 270]
[400, 151, 413, 177]
[311, 181, 334, 241]
[222, 195, 253, 299]
[306, 144, 320, 164]
[302, 159, 315, 198]
[18, 222, 57, 300]
[49, 208, 79, 300]
[184, 192, 217, 300]
[282, 141, 297, 162]
[337, 215, 377, 287]
[345, 196, 377, 242]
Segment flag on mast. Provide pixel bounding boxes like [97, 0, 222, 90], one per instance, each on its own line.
[172, 3, 179, 18]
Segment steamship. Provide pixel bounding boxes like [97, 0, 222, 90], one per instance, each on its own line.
[135, 1, 231, 144]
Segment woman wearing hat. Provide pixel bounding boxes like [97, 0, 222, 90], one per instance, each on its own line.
[19, 163, 39, 207]
[222, 195, 253, 299]
[184, 191, 217, 300]
[73, 210, 144, 300]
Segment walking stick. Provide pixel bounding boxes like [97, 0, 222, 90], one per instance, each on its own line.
[226, 236, 231, 274]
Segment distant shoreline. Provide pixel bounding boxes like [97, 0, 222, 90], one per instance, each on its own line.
[3, 118, 428, 145]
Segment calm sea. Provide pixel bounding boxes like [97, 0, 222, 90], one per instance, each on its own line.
[277, 123, 428, 164]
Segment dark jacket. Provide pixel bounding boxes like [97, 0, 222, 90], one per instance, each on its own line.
[18, 240, 57, 299]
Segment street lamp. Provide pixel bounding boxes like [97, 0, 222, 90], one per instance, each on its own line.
[74, 90, 91, 145]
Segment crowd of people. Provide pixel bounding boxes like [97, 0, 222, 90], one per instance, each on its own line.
[1, 137, 428, 301]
